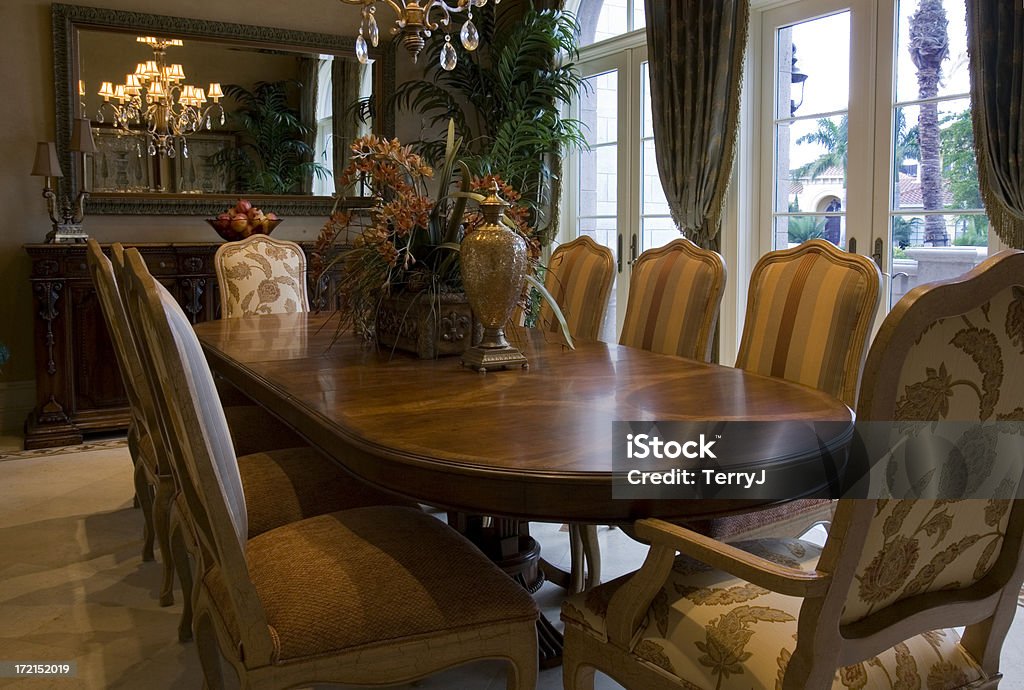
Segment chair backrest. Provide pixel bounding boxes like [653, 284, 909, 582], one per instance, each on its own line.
[736, 239, 881, 407]
[86, 241, 171, 475]
[618, 238, 726, 361]
[122, 247, 276, 664]
[537, 235, 614, 342]
[214, 235, 309, 318]
[786, 250, 1024, 687]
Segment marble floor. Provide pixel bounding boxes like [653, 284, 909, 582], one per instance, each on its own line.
[1, 439, 1024, 689]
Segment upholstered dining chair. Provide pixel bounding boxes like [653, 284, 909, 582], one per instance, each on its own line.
[700, 239, 881, 541]
[563, 239, 727, 595]
[537, 235, 615, 343]
[123, 248, 540, 689]
[214, 234, 309, 318]
[103, 243, 412, 641]
[561, 248, 1024, 690]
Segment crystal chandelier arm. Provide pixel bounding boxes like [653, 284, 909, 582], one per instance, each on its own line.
[424, 0, 471, 30]
[339, 0, 405, 18]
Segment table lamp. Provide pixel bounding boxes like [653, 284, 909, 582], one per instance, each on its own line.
[31, 120, 95, 243]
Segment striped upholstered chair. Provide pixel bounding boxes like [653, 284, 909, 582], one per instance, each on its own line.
[537, 235, 614, 343]
[566, 238, 726, 594]
[702, 239, 881, 541]
[620, 238, 727, 361]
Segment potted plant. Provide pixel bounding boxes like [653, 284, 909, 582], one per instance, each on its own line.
[311, 128, 570, 358]
[212, 80, 331, 195]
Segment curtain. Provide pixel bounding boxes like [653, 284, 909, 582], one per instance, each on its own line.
[644, 0, 750, 251]
[966, 2, 1024, 249]
[332, 57, 363, 195]
[298, 57, 319, 194]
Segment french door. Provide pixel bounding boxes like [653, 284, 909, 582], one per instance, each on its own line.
[569, 41, 671, 341]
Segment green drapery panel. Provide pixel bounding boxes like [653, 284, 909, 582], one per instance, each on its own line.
[332, 58, 363, 195]
[967, 1, 1024, 249]
[644, 0, 750, 251]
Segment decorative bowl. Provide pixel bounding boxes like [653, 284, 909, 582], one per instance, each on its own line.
[206, 218, 283, 242]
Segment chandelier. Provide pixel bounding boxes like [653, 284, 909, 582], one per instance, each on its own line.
[341, 0, 500, 71]
[95, 36, 224, 159]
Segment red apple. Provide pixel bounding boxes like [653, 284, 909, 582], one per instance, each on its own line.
[265, 212, 278, 221]
[230, 214, 249, 234]
[235, 199, 253, 214]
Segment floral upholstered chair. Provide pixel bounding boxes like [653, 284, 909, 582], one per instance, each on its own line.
[561, 249, 1024, 689]
[537, 235, 614, 343]
[123, 248, 540, 689]
[214, 235, 309, 318]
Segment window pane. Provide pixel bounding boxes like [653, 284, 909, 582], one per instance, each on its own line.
[580, 70, 618, 146]
[642, 139, 668, 216]
[777, 12, 850, 120]
[593, 0, 628, 44]
[633, 0, 646, 32]
[578, 145, 618, 218]
[892, 100, 982, 213]
[889, 213, 988, 307]
[895, 0, 971, 103]
[774, 214, 846, 249]
[776, 115, 848, 216]
[641, 215, 676, 253]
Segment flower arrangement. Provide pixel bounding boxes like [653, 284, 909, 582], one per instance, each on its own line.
[311, 133, 546, 342]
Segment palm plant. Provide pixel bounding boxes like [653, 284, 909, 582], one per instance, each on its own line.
[786, 216, 826, 244]
[389, 4, 587, 244]
[909, 0, 950, 246]
[213, 81, 331, 195]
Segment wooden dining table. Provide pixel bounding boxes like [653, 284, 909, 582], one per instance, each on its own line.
[194, 312, 855, 666]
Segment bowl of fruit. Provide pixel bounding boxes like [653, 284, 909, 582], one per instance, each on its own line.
[207, 200, 282, 242]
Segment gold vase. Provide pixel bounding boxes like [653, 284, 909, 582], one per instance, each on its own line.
[459, 192, 529, 372]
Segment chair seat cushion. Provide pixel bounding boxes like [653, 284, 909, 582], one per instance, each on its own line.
[239, 447, 416, 538]
[562, 537, 986, 689]
[208, 506, 539, 662]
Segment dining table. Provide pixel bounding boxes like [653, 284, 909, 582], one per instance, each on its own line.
[194, 312, 855, 666]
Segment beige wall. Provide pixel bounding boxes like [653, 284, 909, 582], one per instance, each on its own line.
[0, 0, 410, 420]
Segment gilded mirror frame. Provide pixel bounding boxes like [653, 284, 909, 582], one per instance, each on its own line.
[53, 3, 394, 215]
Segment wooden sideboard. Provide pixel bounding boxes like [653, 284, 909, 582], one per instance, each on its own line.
[23, 242, 338, 449]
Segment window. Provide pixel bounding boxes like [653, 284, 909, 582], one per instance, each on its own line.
[565, 0, 666, 341]
[756, 0, 991, 322]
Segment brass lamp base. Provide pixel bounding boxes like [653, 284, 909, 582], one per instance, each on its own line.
[461, 344, 529, 373]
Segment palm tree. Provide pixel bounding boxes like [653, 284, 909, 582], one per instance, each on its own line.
[792, 116, 848, 182]
[908, 0, 950, 246]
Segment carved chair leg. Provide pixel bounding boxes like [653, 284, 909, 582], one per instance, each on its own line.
[580, 524, 602, 590]
[133, 462, 156, 562]
[568, 524, 585, 594]
[193, 606, 226, 690]
[563, 655, 596, 690]
[169, 507, 194, 642]
[152, 476, 176, 607]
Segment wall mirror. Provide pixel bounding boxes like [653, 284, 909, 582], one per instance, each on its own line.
[53, 3, 394, 215]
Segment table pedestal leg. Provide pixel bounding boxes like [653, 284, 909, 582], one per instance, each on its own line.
[449, 514, 563, 668]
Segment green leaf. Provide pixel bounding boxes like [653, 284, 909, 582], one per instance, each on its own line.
[524, 273, 574, 350]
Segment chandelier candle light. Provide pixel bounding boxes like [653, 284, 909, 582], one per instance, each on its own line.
[341, 0, 498, 71]
[95, 36, 224, 159]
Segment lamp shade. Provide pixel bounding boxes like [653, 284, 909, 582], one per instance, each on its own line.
[31, 142, 63, 178]
[70, 119, 97, 154]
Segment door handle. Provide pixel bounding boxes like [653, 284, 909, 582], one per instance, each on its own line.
[616, 233, 623, 273]
[871, 237, 884, 272]
[628, 233, 638, 266]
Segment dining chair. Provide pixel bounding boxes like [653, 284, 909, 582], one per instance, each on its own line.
[560, 239, 727, 595]
[702, 238, 881, 541]
[561, 248, 1024, 690]
[123, 247, 540, 689]
[214, 234, 309, 318]
[619, 238, 727, 361]
[103, 244, 413, 640]
[537, 235, 615, 343]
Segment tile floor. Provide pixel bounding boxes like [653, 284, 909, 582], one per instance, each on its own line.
[1, 441, 1024, 689]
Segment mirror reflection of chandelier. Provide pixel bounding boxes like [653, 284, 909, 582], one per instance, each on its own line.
[95, 36, 224, 158]
[341, 0, 499, 71]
